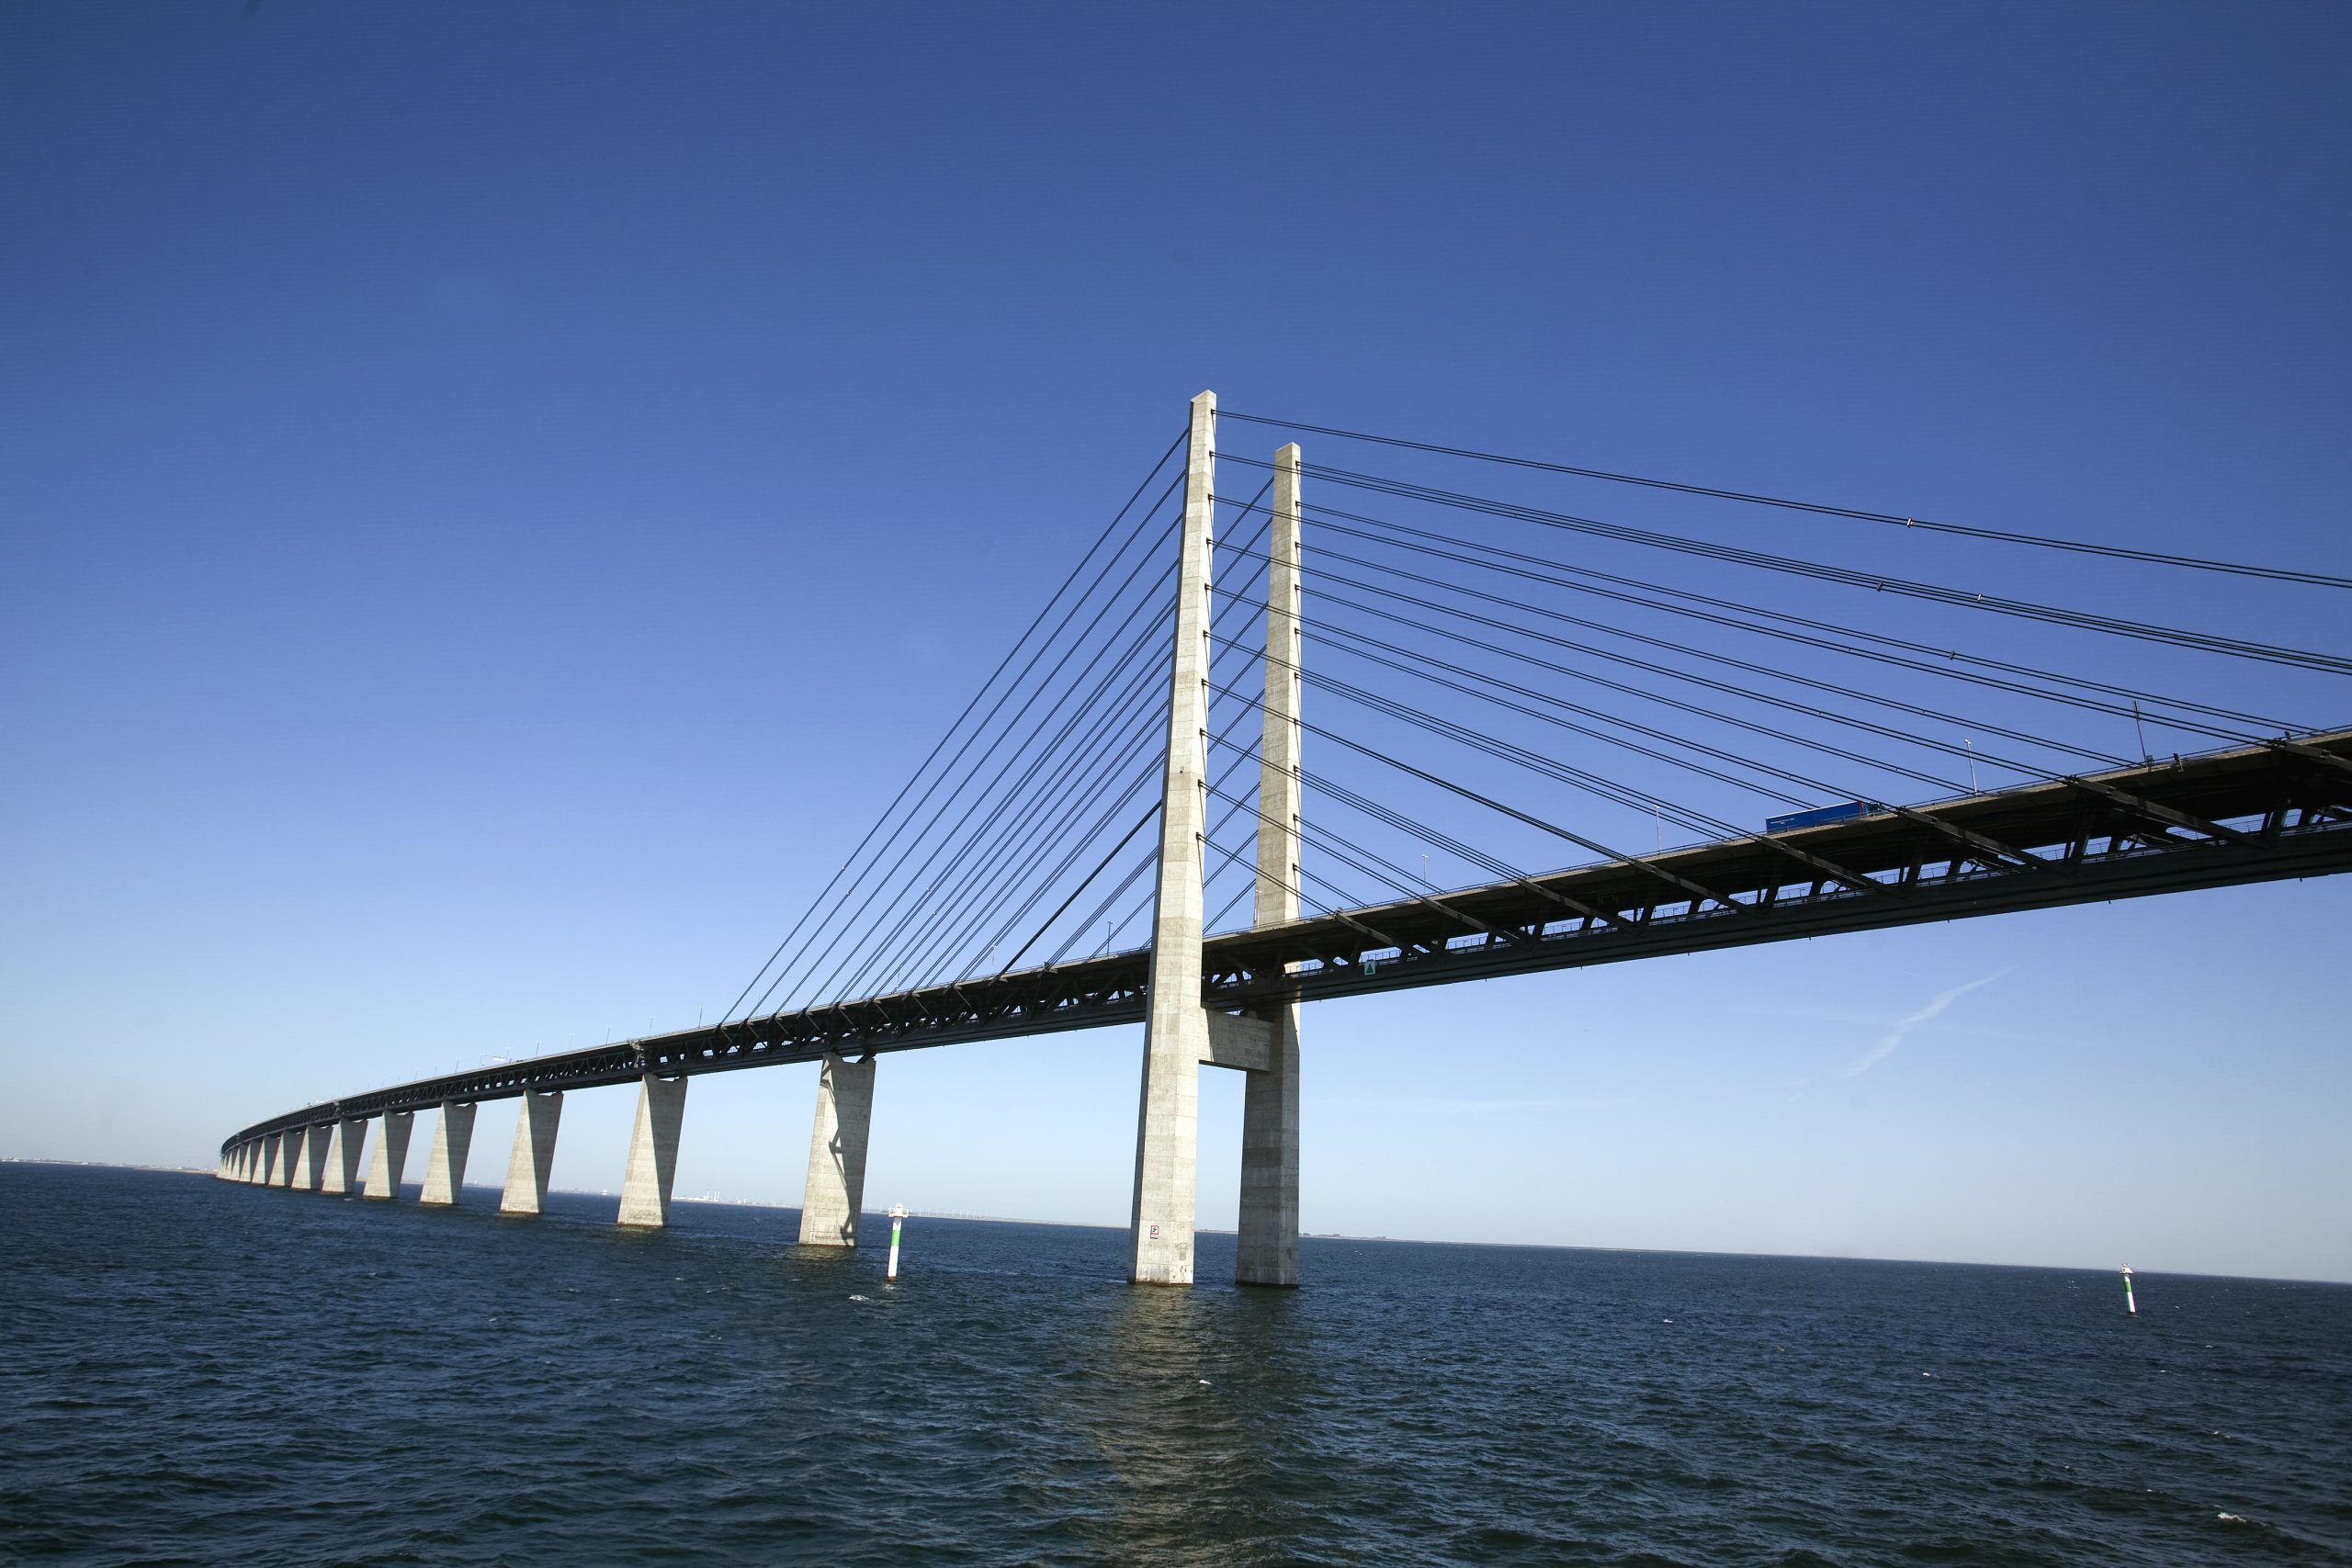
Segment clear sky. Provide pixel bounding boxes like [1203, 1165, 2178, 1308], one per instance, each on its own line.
[5, 3, 2347, 1281]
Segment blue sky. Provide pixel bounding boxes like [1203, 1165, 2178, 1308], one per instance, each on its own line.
[5, 3, 2347, 1281]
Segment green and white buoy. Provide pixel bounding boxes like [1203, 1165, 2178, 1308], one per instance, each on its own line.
[887, 1203, 908, 1282]
[2120, 1265, 2137, 1315]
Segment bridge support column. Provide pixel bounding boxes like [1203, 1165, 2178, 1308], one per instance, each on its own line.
[1130, 390, 1216, 1287]
[300, 1124, 332, 1190]
[500, 1090, 562, 1215]
[243, 1142, 261, 1183]
[797, 1054, 876, 1247]
[420, 1101, 477, 1206]
[1238, 441, 1304, 1289]
[322, 1117, 366, 1195]
[617, 1074, 687, 1227]
[271, 1130, 299, 1187]
[363, 1111, 413, 1200]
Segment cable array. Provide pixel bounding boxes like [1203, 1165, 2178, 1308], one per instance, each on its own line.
[1184, 411, 2345, 913]
[727, 406, 2347, 1026]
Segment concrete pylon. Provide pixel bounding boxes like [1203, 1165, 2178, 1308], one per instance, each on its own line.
[271, 1130, 298, 1188]
[1129, 389, 1216, 1286]
[419, 1101, 477, 1206]
[1237, 442, 1305, 1289]
[300, 1124, 333, 1191]
[616, 1074, 687, 1227]
[797, 1054, 876, 1247]
[499, 1090, 562, 1215]
[362, 1111, 414, 1200]
[322, 1117, 367, 1195]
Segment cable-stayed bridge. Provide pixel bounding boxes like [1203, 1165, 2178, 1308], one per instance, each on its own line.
[220, 392, 2352, 1287]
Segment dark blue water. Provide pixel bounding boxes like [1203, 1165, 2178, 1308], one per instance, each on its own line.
[4, 1167, 2346, 1565]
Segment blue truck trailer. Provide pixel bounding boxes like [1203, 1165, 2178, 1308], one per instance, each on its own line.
[1765, 799, 1891, 833]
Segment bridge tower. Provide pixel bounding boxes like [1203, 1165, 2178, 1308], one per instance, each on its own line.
[1237, 440, 1304, 1287]
[1129, 393, 1305, 1287]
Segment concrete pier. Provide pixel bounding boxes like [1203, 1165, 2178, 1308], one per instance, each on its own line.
[419, 1100, 477, 1206]
[300, 1124, 332, 1190]
[1236, 442, 1305, 1289]
[617, 1074, 687, 1227]
[362, 1110, 413, 1200]
[1129, 390, 1217, 1286]
[322, 1117, 367, 1195]
[797, 1054, 876, 1247]
[499, 1090, 562, 1215]
[269, 1132, 295, 1188]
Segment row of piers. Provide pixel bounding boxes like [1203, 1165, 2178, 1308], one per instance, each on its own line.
[217, 394, 1306, 1287]
[212, 1061, 880, 1240]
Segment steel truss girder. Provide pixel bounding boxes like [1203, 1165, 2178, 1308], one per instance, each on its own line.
[222, 728, 2352, 1154]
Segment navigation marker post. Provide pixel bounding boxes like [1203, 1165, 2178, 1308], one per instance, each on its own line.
[887, 1204, 908, 1281]
[2120, 1266, 2136, 1314]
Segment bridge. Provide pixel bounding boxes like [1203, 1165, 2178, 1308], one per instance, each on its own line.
[219, 392, 2352, 1286]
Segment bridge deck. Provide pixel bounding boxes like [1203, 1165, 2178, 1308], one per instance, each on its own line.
[225, 728, 2352, 1150]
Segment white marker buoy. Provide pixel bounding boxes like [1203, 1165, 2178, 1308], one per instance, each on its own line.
[887, 1203, 908, 1281]
[2120, 1265, 2137, 1315]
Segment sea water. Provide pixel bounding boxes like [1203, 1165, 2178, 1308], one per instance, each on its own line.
[3, 1165, 2346, 1565]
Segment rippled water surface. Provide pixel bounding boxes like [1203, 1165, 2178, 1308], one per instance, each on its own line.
[4, 1165, 2346, 1565]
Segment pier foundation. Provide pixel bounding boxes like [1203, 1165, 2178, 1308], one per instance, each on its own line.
[299, 1124, 332, 1190]
[499, 1090, 562, 1215]
[1234, 1010, 1301, 1285]
[322, 1117, 367, 1195]
[362, 1111, 413, 1200]
[617, 1074, 687, 1227]
[271, 1131, 297, 1188]
[419, 1101, 477, 1206]
[797, 1054, 876, 1247]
